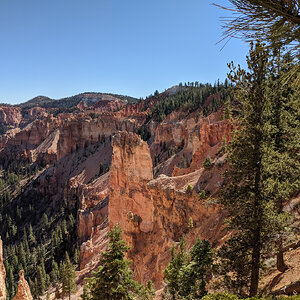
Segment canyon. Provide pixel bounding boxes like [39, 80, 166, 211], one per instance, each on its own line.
[0, 87, 299, 299]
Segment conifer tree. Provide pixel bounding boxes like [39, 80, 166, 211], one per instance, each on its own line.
[218, 42, 292, 297]
[87, 224, 143, 300]
[179, 239, 213, 299]
[36, 262, 46, 296]
[61, 252, 76, 300]
[55, 286, 61, 299]
[215, 0, 300, 86]
[164, 237, 188, 300]
[164, 237, 213, 300]
[262, 52, 300, 271]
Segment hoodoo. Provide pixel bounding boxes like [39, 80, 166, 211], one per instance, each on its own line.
[13, 271, 33, 300]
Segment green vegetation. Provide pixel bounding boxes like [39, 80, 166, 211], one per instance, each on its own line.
[217, 43, 299, 297]
[20, 92, 139, 109]
[198, 190, 208, 200]
[202, 293, 300, 300]
[164, 237, 213, 299]
[186, 184, 193, 194]
[0, 123, 9, 135]
[150, 82, 232, 122]
[84, 224, 154, 300]
[0, 160, 78, 299]
[216, 1, 300, 59]
[203, 157, 213, 170]
[61, 253, 77, 300]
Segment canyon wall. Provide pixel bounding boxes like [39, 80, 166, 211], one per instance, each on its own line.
[0, 106, 22, 127]
[108, 131, 227, 286]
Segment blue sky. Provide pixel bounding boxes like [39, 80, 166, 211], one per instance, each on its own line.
[0, 0, 249, 104]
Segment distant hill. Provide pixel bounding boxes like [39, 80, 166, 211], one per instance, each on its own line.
[18, 92, 139, 109]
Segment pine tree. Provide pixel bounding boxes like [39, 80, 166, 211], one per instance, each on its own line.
[215, 1, 300, 54]
[164, 237, 188, 300]
[262, 52, 300, 271]
[215, 0, 300, 86]
[218, 42, 292, 297]
[164, 238, 213, 299]
[61, 252, 76, 300]
[36, 262, 46, 296]
[87, 224, 143, 300]
[179, 239, 213, 299]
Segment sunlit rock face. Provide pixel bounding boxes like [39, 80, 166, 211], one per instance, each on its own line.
[13, 270, 33, 300]
[109, 131, 154, 240]
[108, 131, 227, 287]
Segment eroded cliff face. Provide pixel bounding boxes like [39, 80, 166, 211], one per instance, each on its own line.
[109, 132, 154, 242]
[13, 271, 33, 300]
[108, 131, 227, 286]
[0, 106, 22, 127]
[150, 110, 232, 177]
[0, 111, 143, 165]
[0, 237, 6, 300]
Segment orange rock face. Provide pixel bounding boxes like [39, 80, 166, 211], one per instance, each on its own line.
[108, 131, 227, 287]
[0, 237, 6, 300]
[13, 271, 33, 300]
[109, 131, 154, 243]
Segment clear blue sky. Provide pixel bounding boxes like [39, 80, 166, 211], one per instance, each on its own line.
[0, 0, 249, 104]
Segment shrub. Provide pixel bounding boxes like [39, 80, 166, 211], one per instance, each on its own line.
[198, 190, 207, 200]
[203, 157, 213, 170]
[186, 184, 193, 194]
[202, 293, 239, 300]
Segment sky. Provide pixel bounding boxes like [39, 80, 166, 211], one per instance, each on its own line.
[0, 0, 249, 104]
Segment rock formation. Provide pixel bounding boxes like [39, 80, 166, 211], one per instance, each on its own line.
[0, 237, 6, 300]
[108, 131, 227, 286]
[0, 105, 22, 127]
[109, 131, 154, 243]
[13, 270, 33, 300]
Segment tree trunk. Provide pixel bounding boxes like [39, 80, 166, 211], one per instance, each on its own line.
[277, 238, 288, 272]
[249, 228, 261, 297]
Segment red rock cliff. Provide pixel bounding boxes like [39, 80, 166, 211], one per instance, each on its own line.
[108, 131, 227, 286]
[109, 131, 154, 243]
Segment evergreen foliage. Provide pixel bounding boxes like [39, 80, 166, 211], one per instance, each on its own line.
[0, 159, 78, 299]
[203, 157, 213, 170]
[86, 224, 149, 300]
[150, 83, 232, 122]
[61, 252, 76, 300]
[202, 293, 300, 300]
[217, 42, 299, 297]
[164, 237, 213, 300]
[215, 1, 300, 55]
[215, 0, 300, 86]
